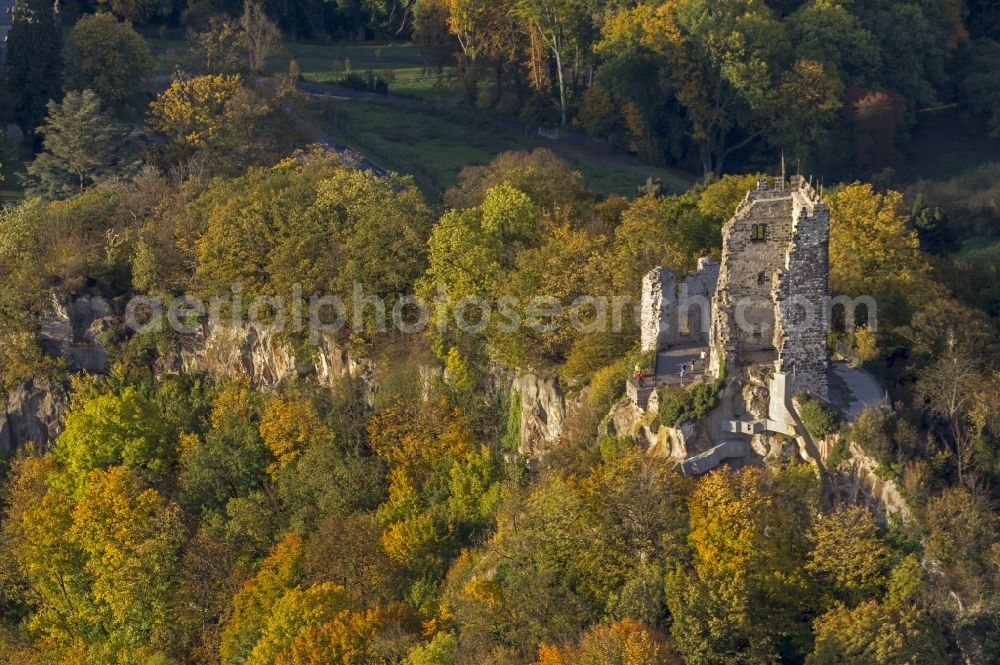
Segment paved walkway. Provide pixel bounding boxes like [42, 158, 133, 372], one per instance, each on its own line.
[830, 362, 888, 420]
[652, 341, 710, 387]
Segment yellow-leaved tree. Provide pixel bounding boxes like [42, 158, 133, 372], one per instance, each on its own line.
[534, 619, 681, 665]
[827, 183, 942, 325]
[149, 74, 278, 173]
[259, 394, 334, 477]
[6, 462, 183, 663]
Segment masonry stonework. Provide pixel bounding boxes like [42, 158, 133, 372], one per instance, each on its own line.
[640, 259, 721, 353]
[709, 176, 830, 398]
[641, 267, 676, 353]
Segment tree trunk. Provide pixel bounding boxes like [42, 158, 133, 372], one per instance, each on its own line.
[554, 48, 567, 126]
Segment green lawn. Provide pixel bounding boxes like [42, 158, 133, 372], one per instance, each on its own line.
[1, 152, 25, 208]
[311, 99, 692, 198]
[315, 100, 534, 195]
[959, 235, 1000, 259]
[145, 36, 694, 197]
[271, 42, 461, 101]
[146, 36, 462, 100]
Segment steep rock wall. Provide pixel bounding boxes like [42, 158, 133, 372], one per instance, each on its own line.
[0, 380, 68, 454]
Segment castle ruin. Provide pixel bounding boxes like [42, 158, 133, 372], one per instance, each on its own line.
[633, 175, 838, 475]
[709, 174, 830, 398]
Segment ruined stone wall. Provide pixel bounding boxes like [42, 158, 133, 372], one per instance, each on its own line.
[775, 187, 830, 397]
[680, 258, 720, 343]
[641, 267, 677, 352]
[641, 259, 720, 352]
[710, 177, 830, 398]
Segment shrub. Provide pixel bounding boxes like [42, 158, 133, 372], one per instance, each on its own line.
[799, 398, 840, 439]
[826, 437, 851, 470]
[587, 358, 630, 411]
[338, 71, 389, 94]
[844, 408, 893, 463]
[501, 388, 521, 454]
[658, 383, 719, 428]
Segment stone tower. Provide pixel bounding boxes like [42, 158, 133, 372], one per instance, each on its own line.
[709, 175, 830, 398]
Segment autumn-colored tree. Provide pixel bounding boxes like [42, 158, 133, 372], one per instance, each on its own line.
[514, 0, 591, 125]
[418, 182, 539, 355]
[444, 149, 588, 214]
[534, 619, 681, 665]
[187, 14, 249, 74]
[221, 533, 306, 665]
[915, 354, 990, 487]
[807, 600, 949, 665]
[827, 183, 940, 323]
[278, 604, 420, 664]
[148, 74, 279, 173]
[490, 224, 616, 371]
[367, 398, 475, 482]
[191, 159, 432, 324]
[260, 394, 334, 477]
[246, 583, 351, 665]
[241, 0, 283, 73]
[413, 0, 457, 69]
[850, 89, 904, 175]
[807, 505, 891, 604]
[8, 465, 183, 661]
[667, 466, 818, 664]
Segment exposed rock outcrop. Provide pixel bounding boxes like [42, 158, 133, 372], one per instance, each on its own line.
[514, 374, 593, 458]
[650, 420, 703, 459]
[0, 380, 67, 454]
[39, 293, 117, 374]
[824, 439, 912, 523]
[606, 398, 659, 449]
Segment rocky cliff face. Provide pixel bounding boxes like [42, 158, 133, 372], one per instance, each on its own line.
[606, 399, 660, 450]
[513, 374, 598, 458]
[39, 293, 117, 374]
[0, 380, 67, 454]
[155, 324, 373, 394]
[820, 437, 912, 523]
[2, 293, 388, 453]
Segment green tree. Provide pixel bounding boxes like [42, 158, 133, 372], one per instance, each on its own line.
[179, 382, 269, 518]
[97, 0, 171, 24]
[922, 487, 999, 608]
[26, 90, 142, 199]
[52, 385, 172, 491]
[807, 600, 949, 665]
[807, 505, 890, 604]
[6, 0, 63, 132]
[960, 39, 1000, 138]
[64, 13, 153, 117]
[787, 0, 882, 86]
